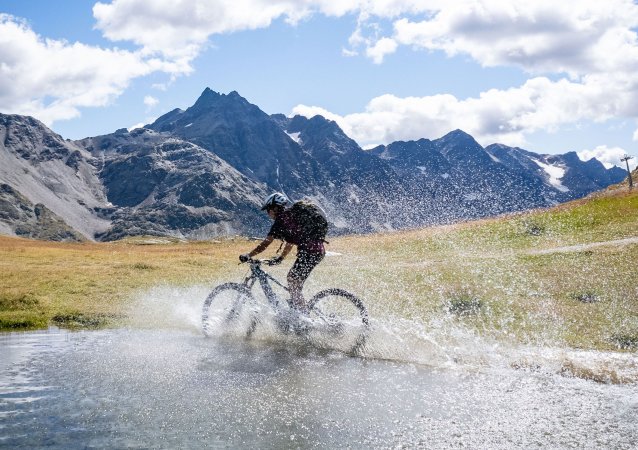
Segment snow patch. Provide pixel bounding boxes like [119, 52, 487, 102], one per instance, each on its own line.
[286, 131, 302, 144]
[440, 173, 450, 179]
[464, 192, 480, 201]
[533, 159, 569, 192]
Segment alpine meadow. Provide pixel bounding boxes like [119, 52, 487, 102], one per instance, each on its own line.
[2, 1, 638, 448]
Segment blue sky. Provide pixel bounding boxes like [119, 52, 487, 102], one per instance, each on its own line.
[1, 0, 637, 169]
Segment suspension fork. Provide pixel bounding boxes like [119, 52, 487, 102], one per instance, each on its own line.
[255, 271, 279, 308]
[243, 276, 257, 289]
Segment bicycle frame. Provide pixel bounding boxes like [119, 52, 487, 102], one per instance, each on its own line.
[241, 260, 289, 310]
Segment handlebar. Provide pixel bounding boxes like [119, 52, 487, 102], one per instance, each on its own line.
[240, 258, 279, 266]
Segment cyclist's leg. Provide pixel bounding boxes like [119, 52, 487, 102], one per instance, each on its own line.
[287, 250, 324, 311]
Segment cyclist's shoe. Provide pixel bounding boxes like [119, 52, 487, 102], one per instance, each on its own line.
[274, 309, 297, 334]
[275, 307, 310, 335]
[292, 316, 311, 336]
[290, 305, 312, 335]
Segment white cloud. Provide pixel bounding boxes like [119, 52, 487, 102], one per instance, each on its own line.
[289, 105, 343, 124]
[389, 0, 638, 77]
[92, 0, 364, 63]
[91, 0, 444, 65]
[4, 0, 638, 147]
[128, 114, 158, 131]
[0, 14, 174, 125]
[92, 0, 638, 148]
[128, 122, 146, 131]
[144, 95, 159, 108]
[366, 37, 398, 64]
[578, 145, 637, 169]
[152, 83, 169, 91]
[344, 1, 638, 146]
[283, 0, 638, 149]
[292, 75, 633, 148]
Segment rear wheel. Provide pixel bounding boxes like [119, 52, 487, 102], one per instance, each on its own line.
[202, 283, 257, 338]
[306, 288, 369, 355]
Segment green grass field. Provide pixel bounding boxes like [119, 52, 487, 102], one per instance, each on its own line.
[1, 188, 637, 351]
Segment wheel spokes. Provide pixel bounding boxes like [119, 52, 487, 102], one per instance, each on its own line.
[202, 284, 257, 338]
[306, 289, 369, 355]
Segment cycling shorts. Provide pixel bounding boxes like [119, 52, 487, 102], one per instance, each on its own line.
[289, 250, 324, 283]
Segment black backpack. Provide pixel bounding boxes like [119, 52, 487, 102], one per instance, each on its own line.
[289, 200, 329, 242]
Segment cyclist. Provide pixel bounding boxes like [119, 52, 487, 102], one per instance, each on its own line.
[240, 192, 325, 313]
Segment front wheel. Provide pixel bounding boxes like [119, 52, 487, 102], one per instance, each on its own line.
[202, 283, 257, 337]
[306, 288, 369, 355]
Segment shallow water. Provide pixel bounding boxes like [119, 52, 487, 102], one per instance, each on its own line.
[1, 323, 637, 449]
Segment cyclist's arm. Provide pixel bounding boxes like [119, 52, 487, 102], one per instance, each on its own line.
[248, 235, 274, 257]
[279, 242, 294, 259]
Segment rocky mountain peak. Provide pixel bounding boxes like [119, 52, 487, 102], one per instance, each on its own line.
[193, 87, 221, 105]
[1, 88, 628, 242]
[435, 129, 491, 165]
[0, 113, 71, 161]
[285, 114, 362, 160]
[189, 88, 251, 114]
[557, 151, 581, 164]
[440, 129, 476, 142]
[287, 114, 345, 139]
[147, 89, 311, 190]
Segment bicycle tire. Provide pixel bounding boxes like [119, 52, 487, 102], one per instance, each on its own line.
[306, 288, 369, 355]
[202, 283, 257, 337]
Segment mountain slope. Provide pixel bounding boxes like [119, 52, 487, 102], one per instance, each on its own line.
[148, 91, 415, 232]
[0, 114, 110, 239]
[0, 88, 628, 241]
[77, 128, 271, 240]
[279, 114, 416, 231]
[371, 131, 554, 222]
[147, 89, 315, 193]
[485, 144, 627, 199]
[0, 183, 85, 241]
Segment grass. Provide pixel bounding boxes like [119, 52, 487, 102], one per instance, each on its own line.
[1, 187, 637, 351]
[0, 236, 244, 331]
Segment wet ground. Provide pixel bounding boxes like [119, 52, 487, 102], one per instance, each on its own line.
[1, 326, 637, 449]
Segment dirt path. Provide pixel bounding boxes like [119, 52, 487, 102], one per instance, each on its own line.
[529, 236, 638, 255]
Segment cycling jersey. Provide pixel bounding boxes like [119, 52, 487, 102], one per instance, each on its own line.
[268, 209, 325, 254]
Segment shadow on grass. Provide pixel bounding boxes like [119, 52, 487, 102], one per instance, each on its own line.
[611, 333, 638, 350]
[51, 312, 126, 329]
[0, 313, 48, 330]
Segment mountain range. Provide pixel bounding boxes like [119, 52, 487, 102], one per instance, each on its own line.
[0, 88, 627, 241]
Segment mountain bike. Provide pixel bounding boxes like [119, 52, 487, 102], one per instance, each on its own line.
[202, 258, 369, 355]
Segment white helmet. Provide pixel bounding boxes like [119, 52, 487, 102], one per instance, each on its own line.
[261, 192, 290, 210]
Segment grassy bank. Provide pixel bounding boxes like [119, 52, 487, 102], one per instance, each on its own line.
[1, 188, 637, 351]
[0, 236, 245, 330]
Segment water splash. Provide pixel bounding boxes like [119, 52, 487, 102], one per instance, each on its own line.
[128, 285, 638, 384]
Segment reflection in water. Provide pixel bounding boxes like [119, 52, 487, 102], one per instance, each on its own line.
[1, 327, 637, 448]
